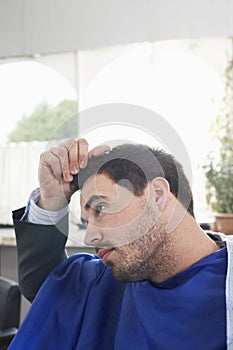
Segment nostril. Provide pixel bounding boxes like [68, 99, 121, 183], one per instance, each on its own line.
[90, 237, 100, 244]
[84, 227, 103, 246]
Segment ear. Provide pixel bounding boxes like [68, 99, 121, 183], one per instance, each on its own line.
[150, 177, 170, 211]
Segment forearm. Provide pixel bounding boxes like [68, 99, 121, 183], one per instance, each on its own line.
[13, 207, 68, 302]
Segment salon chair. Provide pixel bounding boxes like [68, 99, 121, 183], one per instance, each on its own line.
[0, 277, 21, 350]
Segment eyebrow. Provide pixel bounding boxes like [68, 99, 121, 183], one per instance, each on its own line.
[84, 194, 108, 210]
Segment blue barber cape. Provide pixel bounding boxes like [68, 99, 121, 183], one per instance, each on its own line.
[9, 248, 227, 350]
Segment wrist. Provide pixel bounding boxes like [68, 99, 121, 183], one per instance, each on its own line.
[38, 194, 69, 211]
[21, 188, 69, 225]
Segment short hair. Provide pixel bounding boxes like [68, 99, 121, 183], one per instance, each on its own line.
[72, 144, 194, 217]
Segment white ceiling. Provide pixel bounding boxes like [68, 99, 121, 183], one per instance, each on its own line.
[0, 0, 233, 58]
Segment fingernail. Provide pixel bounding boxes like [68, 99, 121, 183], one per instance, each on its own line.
[65, 174, 73, 181]
[80, 160, 87, 169]
[72, 166, 78, 174]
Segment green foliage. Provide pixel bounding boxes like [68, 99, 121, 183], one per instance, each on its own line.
[203, 59, 233, 213]
[204, 159, 233, 213]
[8, 100, 78, 142]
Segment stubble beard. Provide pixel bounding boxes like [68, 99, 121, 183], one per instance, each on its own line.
[106, 203, 170, 283]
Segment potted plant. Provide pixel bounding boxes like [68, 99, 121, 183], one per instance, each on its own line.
[203, 57, 233, 234]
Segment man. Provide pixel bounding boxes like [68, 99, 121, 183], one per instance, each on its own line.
[10, 138, 232, 349]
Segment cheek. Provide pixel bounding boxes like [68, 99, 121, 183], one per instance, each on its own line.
[98, 215, 135, 247]
[103, 215, 145, 247]
[102, 205, 140, 228]
[101, 198, 154, 245]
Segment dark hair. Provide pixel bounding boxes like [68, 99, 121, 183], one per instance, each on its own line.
[72, 144, 194, 217]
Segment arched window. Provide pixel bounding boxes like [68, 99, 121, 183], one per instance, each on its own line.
[0, 60, 77, 225]
[77, 39, 228, 222]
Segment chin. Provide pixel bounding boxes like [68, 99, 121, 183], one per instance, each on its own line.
[107, 263, 130, 282]
[111, 266, 143, 283]
[112, 273, 133, 283]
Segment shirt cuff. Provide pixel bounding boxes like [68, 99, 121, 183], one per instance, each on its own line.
[22, 188, 69, 225]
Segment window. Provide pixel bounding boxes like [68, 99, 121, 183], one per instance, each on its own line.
[77, 38, 229, 222]
[0, 59, 77, 225]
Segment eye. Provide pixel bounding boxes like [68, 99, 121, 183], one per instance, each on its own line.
[95, 203, 106, 213]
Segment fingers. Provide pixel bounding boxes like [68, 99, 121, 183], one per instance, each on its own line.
[51, 146, 73, 182]
[78, 138, 89, 169]
[53, 138, 89, 182]
[61, 139, 79, 175]
[60, 138, 89, 173]
[88, 145, 110, 158]
[40, 150, 63, 181]
[41, 139, 110, 186]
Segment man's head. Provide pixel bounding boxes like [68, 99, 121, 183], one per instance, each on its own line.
[73, 143, 194, 283]
[74, 143, 194, 217]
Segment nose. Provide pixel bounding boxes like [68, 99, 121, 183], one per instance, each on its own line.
[84, 223, 103, 246]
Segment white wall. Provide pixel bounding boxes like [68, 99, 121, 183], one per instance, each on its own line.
[0, 0, 233, 58]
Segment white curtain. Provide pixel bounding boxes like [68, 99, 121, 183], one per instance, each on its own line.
[0, 141, 47, 225]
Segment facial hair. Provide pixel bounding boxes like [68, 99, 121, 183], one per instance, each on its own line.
[105, 200, 173, 283]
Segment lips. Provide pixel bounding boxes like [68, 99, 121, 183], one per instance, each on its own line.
[98, 248, 114, 264]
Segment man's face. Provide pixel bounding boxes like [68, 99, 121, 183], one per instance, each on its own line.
[80, 173, 167, 282]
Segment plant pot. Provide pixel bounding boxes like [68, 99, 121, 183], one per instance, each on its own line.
[212, 213, 233, 235]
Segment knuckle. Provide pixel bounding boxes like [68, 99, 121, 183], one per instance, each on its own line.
[50, 146, 58, 153]
[68, 138, 76, 147]
[79, 138, 88, 147]
[40, 152, 45, 161]
[68, 139, 77, 147]
[40, 151, 49, 162]
[59, 138, 76, 150]
[52, 146, 66, 158]
[59, 147, 67, 157]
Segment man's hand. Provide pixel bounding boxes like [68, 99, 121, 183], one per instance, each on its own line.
[38, 138, 110, 211]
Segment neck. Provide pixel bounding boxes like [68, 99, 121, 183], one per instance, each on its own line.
[150, 212, 219, 283]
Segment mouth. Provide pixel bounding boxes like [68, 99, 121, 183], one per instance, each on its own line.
[98, 248, 115, 264]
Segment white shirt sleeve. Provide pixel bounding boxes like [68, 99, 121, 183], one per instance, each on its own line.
[22, 188, 69, 225]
